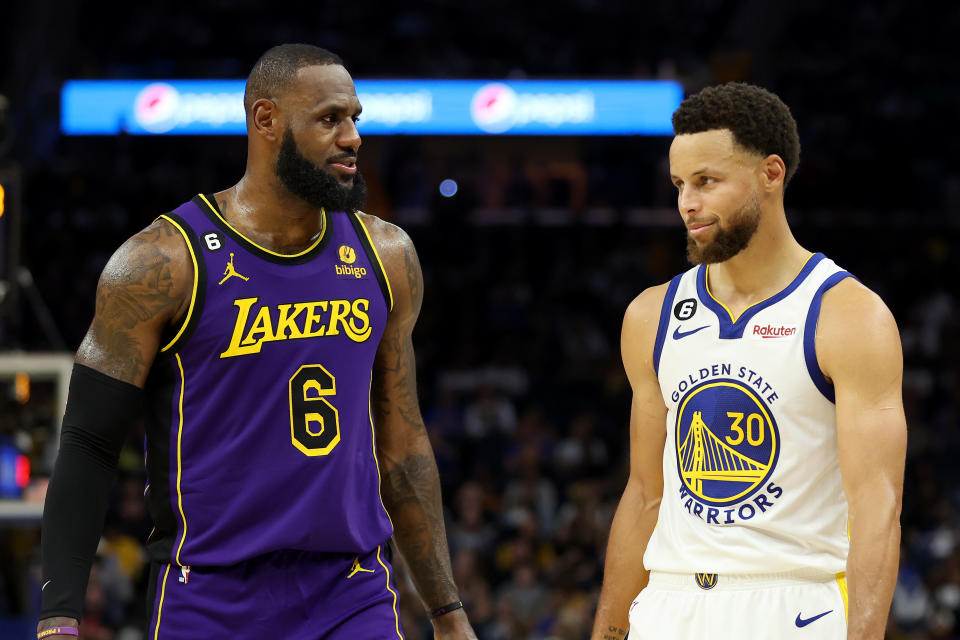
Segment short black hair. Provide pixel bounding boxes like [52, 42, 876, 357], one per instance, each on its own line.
[672, 82, 801, 187]
[243, 44, 345, 113]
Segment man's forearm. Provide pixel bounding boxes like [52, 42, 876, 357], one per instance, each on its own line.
[591, 481, 659, 640]
[379, 443, 458, 608]
[846, 507, 900, 639]
[40, 428, 121, 620]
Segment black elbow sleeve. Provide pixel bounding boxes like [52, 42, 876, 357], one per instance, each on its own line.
[61, 364, 142, 458]
[40, 364, 143, 620]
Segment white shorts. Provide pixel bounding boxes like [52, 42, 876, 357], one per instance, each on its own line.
[628, 570, 848, 640]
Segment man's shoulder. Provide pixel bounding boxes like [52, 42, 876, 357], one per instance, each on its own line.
[99, 217, 194, 302]
[817, 276, 900, 380]
[621, 280, 675, 377]
[352, 212, 421, 316]
[353, 211, 416, 265]
[116, 217, 190, 260]
[819, 276, 889, 320]
[354, 210, 409, 242]
[624, 281, 675, 330]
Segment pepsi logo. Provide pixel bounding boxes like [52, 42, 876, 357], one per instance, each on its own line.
[134, 83, 180, 133]
[470, 83, 518, 133]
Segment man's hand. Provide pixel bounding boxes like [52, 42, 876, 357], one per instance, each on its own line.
[431, 609, 479, 639]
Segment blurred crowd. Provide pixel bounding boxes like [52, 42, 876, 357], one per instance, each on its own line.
[3, 159, 959, 639]
[1, 1, 959, 639]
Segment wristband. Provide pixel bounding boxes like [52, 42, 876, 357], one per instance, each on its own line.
[430, 599, 464, 618]
[38, 628, 79, 638]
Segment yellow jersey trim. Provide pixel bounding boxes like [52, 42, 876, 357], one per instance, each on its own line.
[368, 373, 393, 528]
[157, 215, 199, 353]
[197, 193, 326, 258]
[153, 564, 171, 640]
[836, 571, 849, 620]
[355, 215, 394, 311]
[174, 354, 188, 564]
[376, 544, 405, 639]
[705, 253, 816, 323]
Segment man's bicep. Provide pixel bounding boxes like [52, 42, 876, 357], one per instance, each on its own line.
[371, 325, 423, 444]
[366, 215, 426, 444]
[621, 285, 669, 488]
[821, 283, 906, 497]
[75, 220, 191, 387]
[628, 383, 667, 505]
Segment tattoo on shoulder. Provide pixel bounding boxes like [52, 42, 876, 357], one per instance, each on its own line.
[602, 626, 628, 639]
[79, 222, 185, 381]
[401, 240, 422, 308]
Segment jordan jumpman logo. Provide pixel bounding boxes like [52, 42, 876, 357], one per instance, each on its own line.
[218, 253, 250, 285]
[347, 557, 375, 579]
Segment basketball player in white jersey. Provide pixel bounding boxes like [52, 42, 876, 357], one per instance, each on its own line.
[590, 83, 906, 640]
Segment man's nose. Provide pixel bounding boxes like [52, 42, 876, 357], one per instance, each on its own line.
[338, 119, 361, 151]
[678, 187, 701, 214]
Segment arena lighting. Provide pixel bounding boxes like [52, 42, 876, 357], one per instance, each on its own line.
[61, 79, 683, 136]
[439, 179, 458, 197]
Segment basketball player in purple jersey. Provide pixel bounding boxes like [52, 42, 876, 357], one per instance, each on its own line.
[38, 45, 477, 640]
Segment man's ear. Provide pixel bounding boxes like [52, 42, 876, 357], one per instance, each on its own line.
[760, 154, 786, 192]
[250, 98, 280, 142]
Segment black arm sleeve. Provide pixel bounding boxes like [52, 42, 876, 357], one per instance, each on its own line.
[39, 364, 143, 621]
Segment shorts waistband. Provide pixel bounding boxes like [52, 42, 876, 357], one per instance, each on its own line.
[648, 569, 841, 591]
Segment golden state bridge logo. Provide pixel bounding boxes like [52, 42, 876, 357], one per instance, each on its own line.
[676, 379, 782, 524]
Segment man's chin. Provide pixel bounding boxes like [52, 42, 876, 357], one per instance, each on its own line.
[324, 168, 355, 187]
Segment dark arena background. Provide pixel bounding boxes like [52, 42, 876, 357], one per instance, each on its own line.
[1, 2, 958, 639]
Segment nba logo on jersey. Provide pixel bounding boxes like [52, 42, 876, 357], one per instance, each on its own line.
[675, 376, 784, 525]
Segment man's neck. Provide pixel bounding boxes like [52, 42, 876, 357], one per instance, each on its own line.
[705, 213, 812, 318]
[214, 176, 326, 254]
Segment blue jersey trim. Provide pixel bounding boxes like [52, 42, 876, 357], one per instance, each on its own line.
[803, 271, 855, 403]
[697, 253, 826, 339]
[653, 274, 684, 376]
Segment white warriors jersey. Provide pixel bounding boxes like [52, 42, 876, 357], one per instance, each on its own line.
[645, 252, 855, 576]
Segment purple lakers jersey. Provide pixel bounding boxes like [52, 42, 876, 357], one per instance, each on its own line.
[142, 194, 394, 567]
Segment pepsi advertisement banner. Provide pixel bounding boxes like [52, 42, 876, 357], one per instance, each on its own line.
[61, 79, 682, 136]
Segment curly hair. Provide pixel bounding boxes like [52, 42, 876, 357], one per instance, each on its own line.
[244, 44, 345, 114]
[672, 82, 801, 187]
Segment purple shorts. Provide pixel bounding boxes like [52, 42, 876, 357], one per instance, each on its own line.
[147, 545, 405, 639]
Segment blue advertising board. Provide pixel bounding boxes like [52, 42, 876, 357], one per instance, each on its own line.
[61, 79, 682, 136]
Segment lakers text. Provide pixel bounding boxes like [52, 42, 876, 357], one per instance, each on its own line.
[221, 297, 372, 358]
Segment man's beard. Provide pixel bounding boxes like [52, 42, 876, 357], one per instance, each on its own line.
[686, 196, 761, 265]
[275, 129, 367, 212]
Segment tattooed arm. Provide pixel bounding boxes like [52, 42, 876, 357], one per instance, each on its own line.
[38, 219, 192, 638]
[360, 214, 476, 639]
[75, 218, 193, 384]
